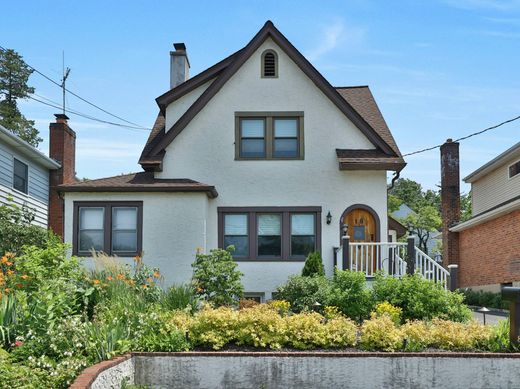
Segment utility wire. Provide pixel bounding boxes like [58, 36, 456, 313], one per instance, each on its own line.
[0, 44, 150, 130]
[28, 95, 150, 132]
[403, 115, 520, 157]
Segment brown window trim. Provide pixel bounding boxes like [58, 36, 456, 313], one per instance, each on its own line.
[72, 201, 143, 257]
[235, 112, 304, 161]
[218, 206, 321, 262]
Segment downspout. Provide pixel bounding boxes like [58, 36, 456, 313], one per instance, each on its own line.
[388, 170, 401, 192]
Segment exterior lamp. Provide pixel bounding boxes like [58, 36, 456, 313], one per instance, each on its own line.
[342, 224, 348, 236]
[313, 301, 322, 311]
[326, 211, 332, 225]
[478, 307, 490, 325]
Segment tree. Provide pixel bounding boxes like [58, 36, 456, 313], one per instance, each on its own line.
[460, 191, 472, 222]
[402, 206, 441, 254]
[0, 48, 41, 146]
[389, 178, 426, 211]
[301, 251, 324, 277]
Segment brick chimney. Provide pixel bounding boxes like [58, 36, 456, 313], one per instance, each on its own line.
[49, 114, 76, 238]
[170, 43, 190, 89]
[440, 139, 460, 268]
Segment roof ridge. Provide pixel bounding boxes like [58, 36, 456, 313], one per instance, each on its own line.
[335, 85, 369, 89]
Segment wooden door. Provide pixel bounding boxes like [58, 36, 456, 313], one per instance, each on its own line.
[343, 209, 377, 273]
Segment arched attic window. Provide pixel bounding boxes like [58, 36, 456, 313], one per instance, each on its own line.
[261, 50, 278, 78]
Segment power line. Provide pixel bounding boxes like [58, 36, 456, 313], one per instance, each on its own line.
[403, 115, 520, 157]
[28, 95, 150, 132]
[0, 44, 150, 130]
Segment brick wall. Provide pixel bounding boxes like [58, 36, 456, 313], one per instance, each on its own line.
[459, 209, 520, 288]
[48, 114, 76, 238]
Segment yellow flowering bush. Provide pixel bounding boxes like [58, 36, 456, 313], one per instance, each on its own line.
[374, 302, 403, 325]
[430, 319, 493, 351]
[189, 306, 239, 349]
[401, 320, 433, 351]
[268, 299, 291, 316]
[323, 316, 357, 348]
[236, 304, 287, 349]
[360, 314, 403, 351]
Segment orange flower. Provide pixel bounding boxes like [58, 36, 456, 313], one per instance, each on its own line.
[116, 273, 125, 280]
[146, 277, 153, 283]
[15, 283, 23, 289]
[153, 271, 160, 278]
[4, 288, 11, 294]
[127, 279, 135, 286]
[20, 274, 29, 280]
[5, 262, 12, 267]
[133, 255, 142, 264]
[106, 276, 113, 281]
[5, 252, 15, 259]
[141, 284, 148, 289]
[92, 279, 101, 285]
[0, 256, 7, 264]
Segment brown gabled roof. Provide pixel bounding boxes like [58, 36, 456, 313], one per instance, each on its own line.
[335, 86, 402, 158]
[139, 21, 403, 171]
[58, 172, 218, 198]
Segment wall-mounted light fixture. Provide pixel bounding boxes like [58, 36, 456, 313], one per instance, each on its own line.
[326, 211, 332, 225]
[342, 224, 348, 236]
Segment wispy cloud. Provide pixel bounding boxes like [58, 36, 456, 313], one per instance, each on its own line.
[77, 139, 143, 160]
[305, 21, 348, 62]
[484, 16, 520, 25]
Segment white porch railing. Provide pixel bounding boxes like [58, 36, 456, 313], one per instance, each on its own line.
[333, 241, 449, 289]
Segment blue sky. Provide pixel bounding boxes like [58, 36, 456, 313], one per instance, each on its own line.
[2, 0, 519, 192]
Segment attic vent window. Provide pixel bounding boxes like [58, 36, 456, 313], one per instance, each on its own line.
[509, 160, 520, 178]
[262, 50, 278, 78]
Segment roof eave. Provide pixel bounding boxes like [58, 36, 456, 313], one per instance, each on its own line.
[463, 141, 520, 183]
[59, 185, 218, 198]
[339, 161, 406, 172]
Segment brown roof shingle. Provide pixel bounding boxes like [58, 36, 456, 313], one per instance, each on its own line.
[58, 172, 218, 198]
[335, 148, 406, 172]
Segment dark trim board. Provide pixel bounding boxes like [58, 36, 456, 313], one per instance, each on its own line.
[218, 206, 322, 261]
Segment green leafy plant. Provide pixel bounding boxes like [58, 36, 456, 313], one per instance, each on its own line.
[360, 314, 403, 352]
[275, 275, 333, 313]
[460, 289, 508, 310]
[192, 247, 243, 307]
[162, 284, 199, 312]
[301, 251, 324, 277]
[374, 302, 403, 325]
[329, 270, 373, 321]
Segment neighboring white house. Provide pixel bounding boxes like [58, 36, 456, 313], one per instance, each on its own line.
[0, 124, 60, 227]
[58, 21, 407, 299]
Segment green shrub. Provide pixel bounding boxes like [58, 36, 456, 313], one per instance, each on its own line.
[360, 314, 403, 351]
[236, 304, 287, 349]
[0, 200, 50, 255]
[189, 306, 239, 349]
[192, 248, 243, 307]
[372, 273, 472, 322]
[329, 270, 373, 321]
[301, 251, 324, 277]
[132, 311, 190, 352]
[430, 319, 493, 351]
[461, 289, 508, 310]
[275, 275, 333, 313]
[401, 320, 432, 351]
[162, 284, 199, 312]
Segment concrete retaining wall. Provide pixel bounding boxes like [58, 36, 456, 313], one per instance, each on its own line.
[71, 352, 520, 389]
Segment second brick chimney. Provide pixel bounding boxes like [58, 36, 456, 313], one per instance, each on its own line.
[440, 139, 460, 268]
[49, 114, 76, 238]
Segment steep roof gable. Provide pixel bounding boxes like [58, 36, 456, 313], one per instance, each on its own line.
[140, 21, 402, 171]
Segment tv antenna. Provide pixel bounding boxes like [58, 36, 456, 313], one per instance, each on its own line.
[61, 51, 71, 115]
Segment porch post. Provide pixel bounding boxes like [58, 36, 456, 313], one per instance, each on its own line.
[333, 247, 339, 269]
[406, 236, 415, 275]
[388, 246, 394, 276]
[501, 287, 520, 346]
[448, 264, 458, 291]
[342, 236, 350, 271]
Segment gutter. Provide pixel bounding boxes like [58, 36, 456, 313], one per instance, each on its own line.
[450, 198, 520, 232]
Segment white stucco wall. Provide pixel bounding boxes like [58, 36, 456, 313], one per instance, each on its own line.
[64, 192, 209, 286]
[64, 38, 391, 297]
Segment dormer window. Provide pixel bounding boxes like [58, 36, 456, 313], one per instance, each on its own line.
[261, 50, 278, 78]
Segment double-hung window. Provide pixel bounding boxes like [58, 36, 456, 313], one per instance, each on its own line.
[218, 207, 320, 260]
[235, 112, 303, 160]
[13, 158, 28, 194]
[74, 201, 142, 256]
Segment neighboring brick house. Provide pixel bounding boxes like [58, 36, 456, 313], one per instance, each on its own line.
[447, 141, 520, 291]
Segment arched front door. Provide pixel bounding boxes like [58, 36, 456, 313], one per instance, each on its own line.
[341, 205, 380, 274]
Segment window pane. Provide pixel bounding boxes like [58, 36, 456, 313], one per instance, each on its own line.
[258, 214, 281, 235]
[112, 231, 137, 252]
[241, 119, 264, 137]
[225, 214, 248, 235]
[274, 119, 298, 137]
[224, 236, 248, 257]
[79, 230, 104, 252]
[14, 159, 28, 178]
[79, 208, 104, 229]
[112, 207, 137, 230]
[291, 236, 315, 256]
[291, 214, 315, 235]
[13, 175, 27, 193]
[258, 236, 282, 256]
[241, 139, 265, 157]
[274, 139, 298, 157]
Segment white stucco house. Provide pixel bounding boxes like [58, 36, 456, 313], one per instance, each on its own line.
[58, 21, 409, 300]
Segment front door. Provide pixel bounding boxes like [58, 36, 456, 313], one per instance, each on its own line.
[343, 208, 377, 273]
